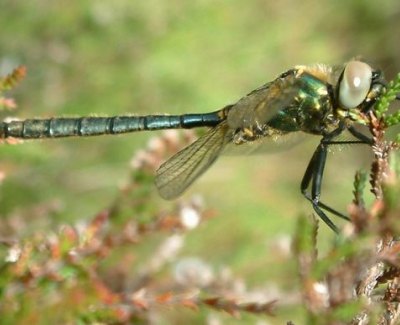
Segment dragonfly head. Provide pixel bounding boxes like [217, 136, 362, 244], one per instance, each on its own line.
[336, 60, 387, 122]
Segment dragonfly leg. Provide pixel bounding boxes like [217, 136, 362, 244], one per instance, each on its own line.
[301, 144, 342, 233]
[347, 126, 374, 145]
[305, 128, 373, 229]
[301, 125, 353, 233]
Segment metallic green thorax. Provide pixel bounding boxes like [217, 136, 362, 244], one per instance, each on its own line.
[267, 70, 336, 135]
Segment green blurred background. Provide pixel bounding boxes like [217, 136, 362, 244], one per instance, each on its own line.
[0, 0, 399, 323]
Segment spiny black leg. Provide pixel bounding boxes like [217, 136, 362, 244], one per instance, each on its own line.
[311, 144, 326, 203]
[301, 143, 340, 233]
[301, 148, 350, 222]
[348, 126, 373, 145]
[313, 200, 339, 233]
[309, 129, 371, 221]
[317, 201, 349, 219]
[300, 147, 317, 199]
[301, 125, 374, 232]
[301, 124, 354, 232]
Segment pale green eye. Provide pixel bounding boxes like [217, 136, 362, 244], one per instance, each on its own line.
[338, 61, 372, 109]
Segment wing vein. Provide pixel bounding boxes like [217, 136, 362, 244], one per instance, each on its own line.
[155, 122, 228, 199]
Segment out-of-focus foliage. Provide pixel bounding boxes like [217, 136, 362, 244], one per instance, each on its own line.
[0, 66, 25, 110]
[0, 121, 276, 323]
[1, 1, 400, 324]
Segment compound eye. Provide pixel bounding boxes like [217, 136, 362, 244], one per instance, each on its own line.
[338, 61, 372, 109]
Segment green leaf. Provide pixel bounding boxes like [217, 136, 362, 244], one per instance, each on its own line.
[294, 214, 318, 255]
[331, 299, 365, 322]
[311, 237, 371, 279]
[377, 73, 400, 122]
[353, 170, 367, 206]
[0, 66, 26, 93]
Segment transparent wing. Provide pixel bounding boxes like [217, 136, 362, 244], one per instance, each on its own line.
[155, 121, 229, 200]
[223, 131, 314, 156]
[227, 73, 301, 130]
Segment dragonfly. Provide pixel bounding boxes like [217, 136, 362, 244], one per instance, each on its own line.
[0, 59, 394, 233]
